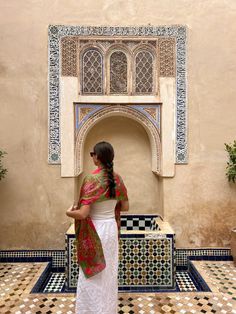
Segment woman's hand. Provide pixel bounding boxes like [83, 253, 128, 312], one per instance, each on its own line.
[66, 204, 78, 217]
[66, 204, 91, 220]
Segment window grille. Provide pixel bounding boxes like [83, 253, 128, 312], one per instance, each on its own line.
[135, 51, 154, 94]
[82, 49, 103, 94]
[110, 51, 128, 94]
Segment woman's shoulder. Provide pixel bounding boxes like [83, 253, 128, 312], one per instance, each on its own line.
[114, 172, 125, 183]
[83, 172, 99, 183]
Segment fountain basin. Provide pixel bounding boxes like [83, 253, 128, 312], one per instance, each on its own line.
[65, 214, 175, 291]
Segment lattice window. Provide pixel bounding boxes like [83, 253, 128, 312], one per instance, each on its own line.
[82, 49, 103, 94]
[135, 50, 154, 94]
[110, 51, 128, 94]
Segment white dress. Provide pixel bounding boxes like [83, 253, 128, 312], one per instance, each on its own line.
[75, 200, 118, 314]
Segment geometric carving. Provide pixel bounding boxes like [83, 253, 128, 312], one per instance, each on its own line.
[79, 107, 94, 121]
[143, 107, 156, 120]
[159, 38, 175, 77]
[124, 40, 141, 50]
[98, 41, 114, 50]
[110, 51, 128, 94]
[61, 37, 77, 76]
[135, 50, 154, 94]
[82, 49, 103, 94]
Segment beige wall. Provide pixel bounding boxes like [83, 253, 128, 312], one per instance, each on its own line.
[0, 0, 236, 249]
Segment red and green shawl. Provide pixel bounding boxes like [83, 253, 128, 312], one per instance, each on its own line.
[75, 166, 128, 278]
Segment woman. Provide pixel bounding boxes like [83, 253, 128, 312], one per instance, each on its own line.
[66, 141, 129, 314]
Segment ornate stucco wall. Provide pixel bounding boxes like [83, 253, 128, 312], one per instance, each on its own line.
[0, 0, 236, 249]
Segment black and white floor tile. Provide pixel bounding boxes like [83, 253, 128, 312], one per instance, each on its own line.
[176, 271, 198, 291]
[43, 273, 65, 293]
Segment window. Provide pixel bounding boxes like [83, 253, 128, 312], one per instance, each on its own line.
[135, 50, 154, 94]
[110, 51, 128, 94]
[79, 43, 157, 95]
[82, 49, 103, 94]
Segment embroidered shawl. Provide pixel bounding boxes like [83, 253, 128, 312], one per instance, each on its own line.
[75, 167, 128, 278]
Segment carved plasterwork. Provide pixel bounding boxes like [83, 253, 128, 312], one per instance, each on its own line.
[75, 104, 161, 133]
[79, 108, 94, 122]
[48, 25, 187, 164]
[61, 37, 77, 76]
[110, 51, 128, 94]
[159, 38, 175, 77]
[143, 108, 156, 120]
[75, 105, 161, 176]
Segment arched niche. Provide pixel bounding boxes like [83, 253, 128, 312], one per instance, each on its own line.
[75, 105, 161, 176]
[78, 114, 163, 215]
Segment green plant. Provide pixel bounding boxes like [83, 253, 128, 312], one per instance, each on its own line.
[0, 150, 7, 180]
[225, 140, 236, 183]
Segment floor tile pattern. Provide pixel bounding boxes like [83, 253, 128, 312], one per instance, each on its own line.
[0, 261, 235, 313]
[176, 271, 197, 292]
[197, 261, 236, 298]
[39, 270, 198, 293]
[43, 273, 65, 293]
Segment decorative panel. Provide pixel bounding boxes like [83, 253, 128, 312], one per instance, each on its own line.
[61, 37, 77, 76]
[110, 51, 128, 94]
[82, 49, 103, 94]
[143, 107, 156, 120]
[119, 238, 173, 287]
[79, 107, 94, 121]
[48, 25, 187, 164]
[135, 51, 154, 94]
[159, 38, 175, 77]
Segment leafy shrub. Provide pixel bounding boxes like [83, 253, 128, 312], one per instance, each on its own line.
[225, 141, 236, 183]
[0, 150, 7, 180]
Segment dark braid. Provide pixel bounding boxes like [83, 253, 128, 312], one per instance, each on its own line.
[104, 161, 116, 198]
[93, 142, 116, 198]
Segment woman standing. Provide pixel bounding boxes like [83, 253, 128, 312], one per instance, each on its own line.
[66, 141, 129, 314]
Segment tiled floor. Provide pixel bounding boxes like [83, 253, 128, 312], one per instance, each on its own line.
[0, 261, 235, 313]
[40, 270, 197, 293]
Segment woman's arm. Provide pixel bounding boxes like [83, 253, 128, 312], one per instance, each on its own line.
[66, 204, 90, 220]
[119, 200, 129, 212]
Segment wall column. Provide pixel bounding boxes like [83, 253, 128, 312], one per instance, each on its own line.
[160, 77, 176, 177]
[60, 77, 78, 177]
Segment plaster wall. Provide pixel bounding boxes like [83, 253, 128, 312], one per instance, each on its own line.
[0, 0, 236, 249]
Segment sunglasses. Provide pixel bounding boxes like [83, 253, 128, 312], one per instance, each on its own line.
[90, 152, 96, 157]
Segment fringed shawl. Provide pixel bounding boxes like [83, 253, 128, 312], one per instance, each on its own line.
[75, 167, 128, 278]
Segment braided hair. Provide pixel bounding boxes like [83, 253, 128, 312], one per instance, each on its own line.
[93, 141, 116, 198]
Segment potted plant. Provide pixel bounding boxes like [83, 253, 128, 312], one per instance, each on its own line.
[225, 141, 236, 265]
[0, 150, 7, 181]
